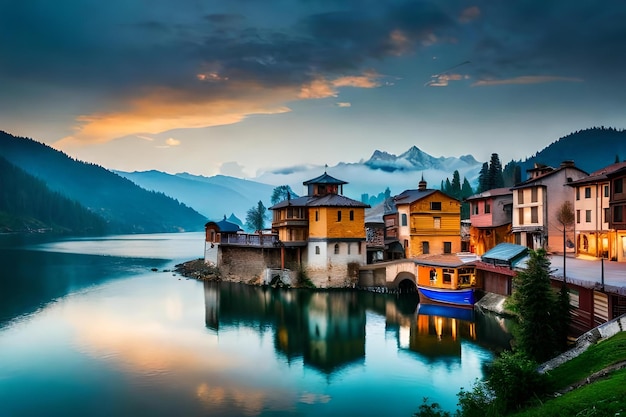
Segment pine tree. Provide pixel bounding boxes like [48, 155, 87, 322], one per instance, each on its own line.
[477, 162, 489, 193]
[508, 248, 559, 362]
[271, 185, 297, 205]
[451, 170, 461, 199]
[488, 153, 505, 189]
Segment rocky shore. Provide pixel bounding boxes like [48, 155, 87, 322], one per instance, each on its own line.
[174, 258, 220, 281]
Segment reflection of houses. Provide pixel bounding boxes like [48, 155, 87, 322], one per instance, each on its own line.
[203, 281, 366, 374]
[387, 177, 461, 258]
[567, 162, 626, 260]
[511, 161, 587, 251]
[270, 171, 370, 287]
[466, 188, 513, 255]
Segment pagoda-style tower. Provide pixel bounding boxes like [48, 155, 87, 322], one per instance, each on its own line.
[270, 171, 369, 287]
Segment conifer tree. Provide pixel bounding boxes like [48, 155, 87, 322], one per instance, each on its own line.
[451, 170, 461, 199]
[488, 153, 505, 189]
[245, 200, 268, 231]
[477, 162, 489, 193]
[508, 248, 559, 362]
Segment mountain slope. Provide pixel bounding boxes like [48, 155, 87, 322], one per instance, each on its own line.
[115, 171, 276, 221]
[520, 127, 626, 174]
[0, 131, 207, 233]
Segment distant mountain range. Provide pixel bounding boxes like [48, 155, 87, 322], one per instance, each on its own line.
[0, 131, 207, 234]
[1, 127, 624, 235]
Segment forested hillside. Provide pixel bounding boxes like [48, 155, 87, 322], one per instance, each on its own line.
[519, 127, 626, 174]
[0, 156, 107, 234]
[0, 131, 207, 234]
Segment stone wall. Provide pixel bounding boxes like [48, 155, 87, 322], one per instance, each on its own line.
[219, 246, 282, 284]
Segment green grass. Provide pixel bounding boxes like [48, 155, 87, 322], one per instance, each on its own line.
[545, 331, 626, 389]
[510, 331, 626, 417]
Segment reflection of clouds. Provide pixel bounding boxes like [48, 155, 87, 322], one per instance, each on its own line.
[196, 383, 271, 416]
[299, 392, 332, 405]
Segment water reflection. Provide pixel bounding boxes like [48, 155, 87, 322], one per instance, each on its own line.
[204, 282, 512, 376]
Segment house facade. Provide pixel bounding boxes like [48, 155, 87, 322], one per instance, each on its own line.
[511, 161, 588, 251]
[568, 162, 626, 260]
[270, 172, 370, 287]
[466, 187, 514, 255]
[388, 178, 461, 258]
[606, 165, 626, 262]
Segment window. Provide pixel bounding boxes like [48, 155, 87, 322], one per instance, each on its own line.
[576, 187, 580, 200]
[518, 189, 524, 204]
[518, 208, 524, 225]
[604, 185, 609, 197]
[315, 246, 320, 255]
[576, 210, 580, 223]
[334, 243, 340, 254]
[434, 217, 441, 229]
[531, 206, 538, 223]
[604, 208, 610, 223]
[443, 268, 453, 283]
[358, 242, 362, 254]
[531, 187, 538, 203]
[472, 203, 478, 215]
[401, 213, 407, 226]
[443, 242, 452, 254]
[615, 206, 624, 223]
[347, 243, 351, 255]
[585, 210, 592, 223]
[422, 241, 430, 254]
[315, 211, 319, 221]
[430, 202, 442, 210]
[349, 210, 354, 221]
[616, 178, 624, 194]
[585, 187, 591, 199]
[485, 202, 491, 214]
[337, 210, 342, 222]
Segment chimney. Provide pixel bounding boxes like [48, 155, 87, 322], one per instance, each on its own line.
[560, 160, 575, 168]
[418, 174, 427, 191]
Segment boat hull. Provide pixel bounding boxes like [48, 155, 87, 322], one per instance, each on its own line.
[417, 285, 475, 307]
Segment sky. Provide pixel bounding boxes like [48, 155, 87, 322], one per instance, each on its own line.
[1, 0, 625, 180]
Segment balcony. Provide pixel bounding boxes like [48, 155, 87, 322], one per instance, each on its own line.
[220, 233, 280, 247]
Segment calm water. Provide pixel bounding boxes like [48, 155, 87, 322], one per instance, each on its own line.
[0, 233, 512, 416]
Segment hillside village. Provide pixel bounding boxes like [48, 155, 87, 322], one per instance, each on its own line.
[202, 158, 626, 335]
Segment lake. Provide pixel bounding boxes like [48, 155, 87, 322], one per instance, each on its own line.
[0, 232, 512, 416]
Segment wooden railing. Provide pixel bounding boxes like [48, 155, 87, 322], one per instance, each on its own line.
[220, 233, 279, 247]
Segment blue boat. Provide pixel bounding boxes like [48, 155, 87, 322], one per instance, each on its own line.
[417, 285, 475, 307]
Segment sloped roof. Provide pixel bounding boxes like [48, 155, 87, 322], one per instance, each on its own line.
[206, 216, 243, 233]
[393, 188, 438, 204]
[481, 243, 528, 267]
[412, 253, 478, 268]
[465, 187, 513, 201]
[511, 163, 588, 190]
[569, 161, 626, 185]
[270, 194, 369, 210]
[303, 172, 348, 185]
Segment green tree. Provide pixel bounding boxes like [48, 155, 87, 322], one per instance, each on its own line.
[271, 185, 297, 205]
[487, 153, 504, 189]
[477, 162, 489, 193]
[450, 170, 461, 199]
[245, 200, 268, 231]
[553, 200, 575, 350]
[460, 178, 474, 220]
[508, 248, 559, 362]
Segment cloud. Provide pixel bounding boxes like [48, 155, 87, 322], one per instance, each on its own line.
[472, 76, 584, 87]
[459, 6, 481, 23]
[220, 161, 247, 177]
[425, 73, 467, 87]
[299, 72, 381, 99]
[337, 102, 351, 108]
[165, 137, 181, 146]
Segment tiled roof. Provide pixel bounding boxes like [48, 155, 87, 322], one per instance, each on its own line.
[270, 194, 369, 209]
[465, 187, 513, 201]
[206, 216, 242, 233]
[568, 161, 626, 185]
[511, 163, 588, 190]
[393, 189, 438, 204]
[481, 243, 528, 264]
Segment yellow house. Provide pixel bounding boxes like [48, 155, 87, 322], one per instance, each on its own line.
[270, 172, 370, 287]
[393, 178, 462, 258]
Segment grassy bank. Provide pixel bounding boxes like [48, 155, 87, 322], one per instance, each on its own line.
[511, 331, 626, 416]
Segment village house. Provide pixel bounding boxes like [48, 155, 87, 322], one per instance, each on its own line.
[567, 161, 626, 260]
[511, 161, 587, 251]
[606, 164, 626, 262]
[385, 177, 461, 258]
[466, 187, 514, 255]
[270, 171, 370, 287]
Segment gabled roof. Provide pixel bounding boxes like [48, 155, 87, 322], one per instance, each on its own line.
[511, 162, 588, 190]
[393, 188, 438, 204]
[412, 253, 478, 268]
[303, 172, 348, 185]
[465, 187, 513, 201]
[568, 161, 626, 186]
